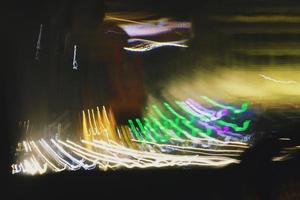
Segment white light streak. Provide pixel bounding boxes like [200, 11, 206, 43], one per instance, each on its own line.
[50, 139, 96, 170]
[73, 45, 79, 70]
[279, 138, 291, 141]
[259, 74, 300, 87]
[40, 139, 80, 171]
[30, 141, 66, 172]
[124, 38, 188, 52]
[35, 24, 43, 60]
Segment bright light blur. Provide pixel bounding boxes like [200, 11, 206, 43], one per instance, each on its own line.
[12, 99, 253, 175]
[162, 67, 300, 108]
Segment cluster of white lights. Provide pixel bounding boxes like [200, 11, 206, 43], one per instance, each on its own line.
[13, 137, 247, 175]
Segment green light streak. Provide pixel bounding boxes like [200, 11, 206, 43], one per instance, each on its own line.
[135, 119, 156, 142]
[163, 103, 212, 137]
[143, 118, 169, 142]
[148, 114, 182, 140]
[217, 120, 251, 132]
[128, 98, 251, 145]
[128, 120, 144, 142]
[176, 101, 251, 132]
[176, 101, 211, 121]
[201, 96, 248, 114]
[152, 105, 185, 137]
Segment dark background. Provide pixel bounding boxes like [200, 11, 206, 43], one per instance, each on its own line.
[2, 0, 300, 199]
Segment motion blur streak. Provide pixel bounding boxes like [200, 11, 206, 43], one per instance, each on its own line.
[105, 14, 192, 37]
[30, 141, 66, 172]
[124, 38, 188, 52]
[212, 15, 300, 23]
[163, 68, 300, 106]
[259, 74, 300, 87]
[12, 101, 252, 174]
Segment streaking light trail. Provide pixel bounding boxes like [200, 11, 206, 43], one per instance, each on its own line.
[12, 97, 254, 175]
[35, 24, 43, 60]
[105, 16, 192, 37]
[259, 74, 300, 87]
[200, 96, 249, 114]
[124, 38, 188, 52]
[73, 45, 79, 70]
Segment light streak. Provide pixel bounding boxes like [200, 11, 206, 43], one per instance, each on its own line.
[150, 106, 212, 143]
[13, 136, 248, 174]
[88, 140, 241, 168]
[16, 156, 47, 176]
[201, 96, 248, 114]
[35, 24, 43, 60]
[163, 102, 213, 137]
[272, 155, 292, 162]
[13, 99, 254, 175]
[272, 144, 300, 162]
[197, 120, 242, 138]
[146, 114, 185, 140]
[148, 102, 248, 143]
[23, 141, 29, 152]
[23, 159, 37, 175]
[147, 101, 251, 142]
[40, 139, 81, 171]
[59, 140, 147, 169]
[135, 118, 157, 142]
[217, 120, 251, 132]
[11, 164, 22, 174]
[184, 100, 228, 121]
[119, 126, 139, 149]
[279, 138, 291, 141]
[176, 101, 216, 122]
[30, 141, 66, 172]
[131, 140, 244, 156]
[73, 45, 79, 70]
[171, 138, 249, 149]
[185, 98, 220, 115]
[50, 139, 96, 170]
[96, 137, 238, 167]
[150, 105, 185, 137]
[105, 16, 148, 25]
[128, 119, 144, 141]
[30, 155, 47, 175]
[259, 74, 300, 87]
[180, 99, 251, 132]
[135, 116, 248, 147]
[124, 38, 188, 52]
[117, 19, 192, 37]
[105, 15, 191, 29]
[19, 163, 25, 173]
[143, 118, 169, 142]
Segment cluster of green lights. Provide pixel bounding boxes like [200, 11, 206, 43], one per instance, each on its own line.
[128, 98, 251, 144]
